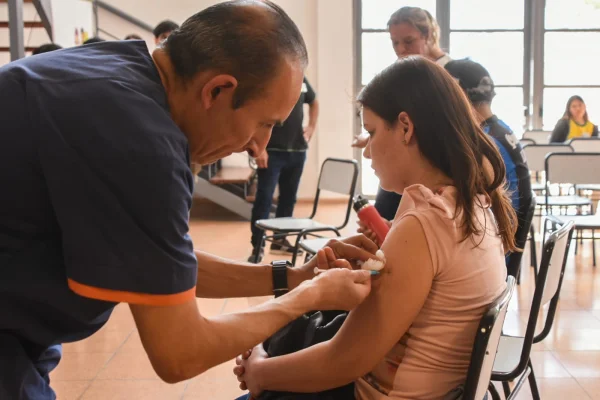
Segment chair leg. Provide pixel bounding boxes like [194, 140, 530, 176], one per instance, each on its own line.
[291, 234, 303, 266]
[488, 383, 502, 400]
[254, 234, 266, 263]
[502, 381, 511, 398]
[528, 361, 541, 400]
[529, 225, 537, 270]
[593, 229, 597, 267]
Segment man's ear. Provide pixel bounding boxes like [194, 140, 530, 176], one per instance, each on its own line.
[199, 74, 238, 109]
[397, 111, 415, 143]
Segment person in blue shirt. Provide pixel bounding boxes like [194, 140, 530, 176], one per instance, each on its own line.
[445, 59, 532, 214]
[0, 2, 377, 399]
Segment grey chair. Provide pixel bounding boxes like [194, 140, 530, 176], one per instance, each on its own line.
[253, 158, 359, 265]
[459, 276, 516, 400]
[491, 221, 575, 400]
[542, 153, 600, 266]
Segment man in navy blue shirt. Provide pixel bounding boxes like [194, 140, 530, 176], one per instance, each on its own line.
[445, 59, 532, 213]
[0, 2, 376, 398]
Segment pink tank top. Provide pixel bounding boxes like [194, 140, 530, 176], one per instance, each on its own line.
[355, 184, 507, 400]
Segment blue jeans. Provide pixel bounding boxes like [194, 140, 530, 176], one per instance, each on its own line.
[251, 150, 306, 248]
[0, 334, 62, 400]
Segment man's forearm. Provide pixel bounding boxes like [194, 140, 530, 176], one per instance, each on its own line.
[134, 286, 317, 383]
[194, 250, 311, 298]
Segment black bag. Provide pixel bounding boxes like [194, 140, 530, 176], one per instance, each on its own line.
[257, 310, 355, 400]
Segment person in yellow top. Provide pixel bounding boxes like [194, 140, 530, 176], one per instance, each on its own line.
[550, 95, 598, 142]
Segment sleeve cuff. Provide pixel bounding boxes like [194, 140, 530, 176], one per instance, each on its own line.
[68, 279, 196, 306]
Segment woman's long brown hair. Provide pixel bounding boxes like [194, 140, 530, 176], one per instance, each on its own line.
[358, 56, 517, 252]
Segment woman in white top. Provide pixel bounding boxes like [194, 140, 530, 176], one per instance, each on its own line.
[388, 6, 451, 67]
[355, 7, 452, 222]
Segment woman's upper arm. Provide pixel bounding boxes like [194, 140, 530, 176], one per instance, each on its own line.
[328, 215, 434, 375]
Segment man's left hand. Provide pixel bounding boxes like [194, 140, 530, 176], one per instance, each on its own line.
[303, 126, 316, 143]
[290, 235, 380, 288]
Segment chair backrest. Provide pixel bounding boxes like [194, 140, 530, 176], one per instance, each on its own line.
[545, 152, 600, 185]
[568, 138, 600, 153]
[523, 144, 573, 172]
[523, 130, 552, 144]
[533, 221, 575, 343]
[500, 221, 574, 380]
[462, 276, 516, 400]
[519, 138, 536, 147]
[311, 158, 359, 228]
[506, 196, 537, 278]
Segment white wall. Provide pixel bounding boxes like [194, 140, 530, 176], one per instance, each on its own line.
[99, 0, 355, 199]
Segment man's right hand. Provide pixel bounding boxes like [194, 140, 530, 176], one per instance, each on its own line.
[301, 268, 372, 311]
[255, 152, 268, 169]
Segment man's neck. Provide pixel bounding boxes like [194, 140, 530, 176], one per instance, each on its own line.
[474, 104, 494, 125]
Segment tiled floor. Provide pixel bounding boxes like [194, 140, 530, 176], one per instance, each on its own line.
[49, 202, 600, 399]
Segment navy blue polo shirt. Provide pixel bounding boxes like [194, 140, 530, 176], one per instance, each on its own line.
[483, 115, 532, 211]
[0, 41, 197, 355]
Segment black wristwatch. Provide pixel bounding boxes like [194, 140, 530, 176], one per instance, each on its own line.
[271, 260, 292, 298]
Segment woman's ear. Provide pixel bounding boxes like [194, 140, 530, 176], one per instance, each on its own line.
[397, 112, 415, 144]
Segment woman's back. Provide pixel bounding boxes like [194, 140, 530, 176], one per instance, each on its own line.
[356, 185, 507, 399]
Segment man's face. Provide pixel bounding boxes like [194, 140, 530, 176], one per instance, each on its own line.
[183, 60, 304, 166]
[155, 31, 173, 45]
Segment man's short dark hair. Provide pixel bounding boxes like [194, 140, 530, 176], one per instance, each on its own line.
[32, 43, 62, 55]
[163, 0, 308, 109]
[153, 20, 179, 39]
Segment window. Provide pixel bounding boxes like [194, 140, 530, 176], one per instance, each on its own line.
[450, 0, 524, 30]
[541, 0, 600, 129]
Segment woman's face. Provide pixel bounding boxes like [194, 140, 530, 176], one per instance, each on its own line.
[569, 99, 586, 120]
[389, 22, 429, 59]
[362, 108, 412, 193]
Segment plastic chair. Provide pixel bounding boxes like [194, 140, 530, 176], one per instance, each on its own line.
[522, 144, 573, 193]
[253, 158, 359, 265]
[522, 130, 551, 145]
[459, 276, 516, 400]
[491, 221, 575, 400]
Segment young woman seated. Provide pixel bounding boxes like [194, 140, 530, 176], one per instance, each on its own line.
[233, 56, 517, 400]
[550, 95, 598, 142]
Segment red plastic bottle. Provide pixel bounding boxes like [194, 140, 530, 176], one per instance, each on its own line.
[353, 195, 390, 244]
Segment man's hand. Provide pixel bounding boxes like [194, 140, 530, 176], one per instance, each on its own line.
[303, 126, 316, 143]
[291, 235, 380, 287]
[357, 220, 391, 248]
[255, 152, 268, 169]
[303, 268, 372, 311]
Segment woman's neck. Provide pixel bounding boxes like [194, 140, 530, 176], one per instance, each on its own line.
[428, 46, 446, 61]
[573, 116, 586, 125]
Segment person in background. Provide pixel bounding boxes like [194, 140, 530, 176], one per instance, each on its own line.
[153, 19, 179, 45]
[550, 95, 598, 143]
[32, 43, 62, 55]
[445, 59, 532, 214]
[82, 37, 105, 45]
[234, 56, 514, 400]
[248, 78, 319, 263]
[125, 33, 143, 40]
[355, 6, 451, 240]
